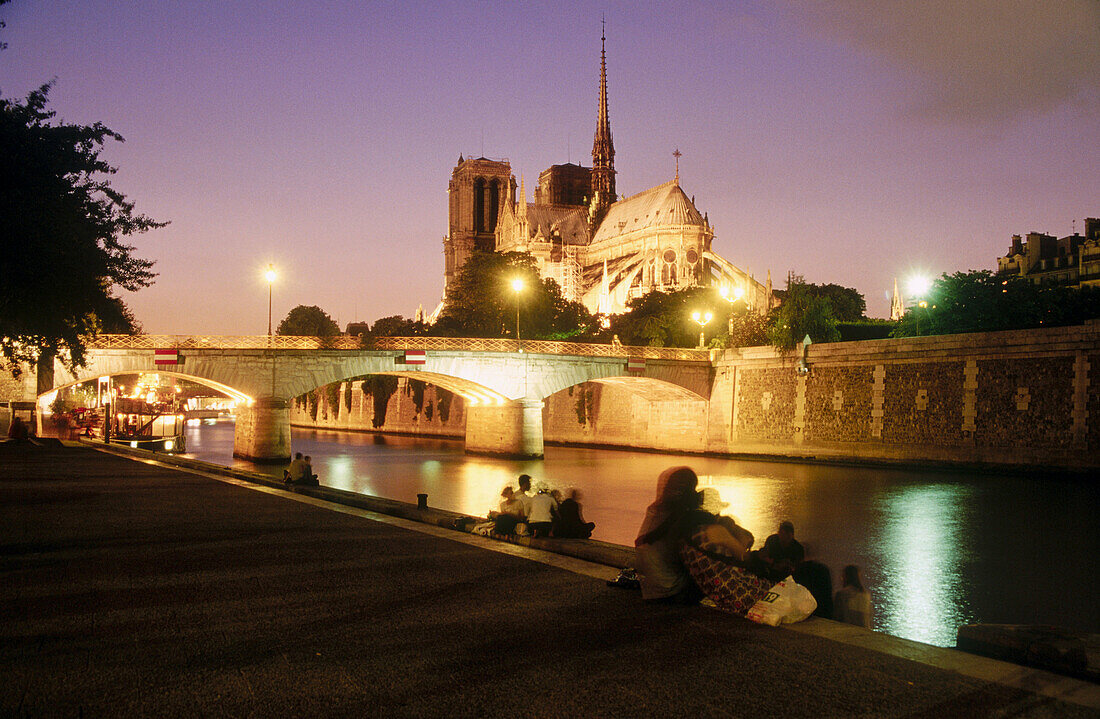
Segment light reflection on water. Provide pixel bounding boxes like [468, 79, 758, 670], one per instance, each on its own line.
[875, 485, 973, 645]
[183, 419, 1098, 648]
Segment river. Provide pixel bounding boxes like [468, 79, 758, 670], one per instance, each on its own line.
[183, 418, 1098, 648]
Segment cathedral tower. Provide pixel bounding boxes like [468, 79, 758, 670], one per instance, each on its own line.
[590, 26, 616, 225]
[444, 155, 514, 291]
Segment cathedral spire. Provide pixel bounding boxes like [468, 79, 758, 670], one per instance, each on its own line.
[591, 21, 616, 221]
[890, 277, 905, 321]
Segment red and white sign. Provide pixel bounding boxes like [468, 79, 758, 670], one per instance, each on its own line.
[404, 349, 426, 365]
[154, 349, 179, 365]
[627, 357, 645, 371]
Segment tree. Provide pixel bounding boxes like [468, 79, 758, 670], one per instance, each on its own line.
[773, 278, 866, 322]
[726, 308, 770, 348]
[276, 305, 340, 336]
[369, 315, 421, 337]
[433, 251, 599, 340]
[804, 283, 865, 321]
[609, 287, 724, 348]
[1, 83, 161, 373]
[767, 279, 841, 350]
[892, 270, 1100, 337]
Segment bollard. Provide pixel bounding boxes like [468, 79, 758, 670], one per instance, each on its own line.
[416, 493, 428, 510]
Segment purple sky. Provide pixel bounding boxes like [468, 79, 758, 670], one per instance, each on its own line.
[3, 1, 1098, 332]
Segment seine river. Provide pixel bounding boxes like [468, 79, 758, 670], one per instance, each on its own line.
[183, 418, 1098, 648]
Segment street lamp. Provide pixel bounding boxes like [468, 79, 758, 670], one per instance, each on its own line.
[718, 284, 746, 334]
[511, 277, 524, 349]
[265, 264, 276, 336]
[691, 310, 713, 349]
[906, 274, 931, 303]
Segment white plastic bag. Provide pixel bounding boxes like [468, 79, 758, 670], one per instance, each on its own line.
[746, 576, 817, 626]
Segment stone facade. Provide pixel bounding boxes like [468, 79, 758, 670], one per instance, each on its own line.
[879, 361, 966, 446]
[289, 378, 466, 439]
[973, 358, 1074, 449]
[0, 364, 35, 404]
[734, 368, 797, 444]
[542, 382, 709, 453]
[804, 366, 874, 444]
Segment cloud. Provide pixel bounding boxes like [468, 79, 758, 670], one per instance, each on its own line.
[782, 0, 1100, 122]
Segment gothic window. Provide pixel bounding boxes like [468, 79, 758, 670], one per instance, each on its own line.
[661, 249, 678, 286]
[488, 180, 500, 233]
[686, 249, 698, 265]
[474, 178, 486, 233]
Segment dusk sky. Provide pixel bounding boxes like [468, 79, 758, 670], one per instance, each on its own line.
[3, 1, 1098, 333]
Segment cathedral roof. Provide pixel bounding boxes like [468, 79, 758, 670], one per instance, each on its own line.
[592, 180, 706, 244]
[525, 204, 590, 245]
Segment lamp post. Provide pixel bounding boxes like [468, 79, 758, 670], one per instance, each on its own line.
[718, 284, 745, 335]
[265, 264, 277, 336]
[691, 310, 713, 349]
[511, 277, 524, 350]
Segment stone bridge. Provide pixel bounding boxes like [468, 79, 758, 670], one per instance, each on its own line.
[48, 335, 713, 460]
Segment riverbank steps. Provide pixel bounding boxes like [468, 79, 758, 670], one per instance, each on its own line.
[2, 440, 1097, 716]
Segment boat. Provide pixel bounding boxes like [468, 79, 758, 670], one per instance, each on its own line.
[107, 396, 186, 452]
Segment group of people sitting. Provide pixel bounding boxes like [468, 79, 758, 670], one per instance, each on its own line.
[634, 465, 873, 628]
[484, 474, 596, 539]
[282, 452, 319, 487]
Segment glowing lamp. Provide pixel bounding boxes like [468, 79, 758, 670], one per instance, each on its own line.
[907, 275, 932, 298]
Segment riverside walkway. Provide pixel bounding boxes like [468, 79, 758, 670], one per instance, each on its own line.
[1, 443, 1096, 717]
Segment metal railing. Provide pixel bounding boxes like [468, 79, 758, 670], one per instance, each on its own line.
[87, 334, 712, 361]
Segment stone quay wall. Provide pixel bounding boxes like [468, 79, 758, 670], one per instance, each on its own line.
[702, 322, 1099, 468]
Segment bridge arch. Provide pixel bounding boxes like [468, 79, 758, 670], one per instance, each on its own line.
[40, 370, 251, 406]
[544, 374, 708, 402]
[287, 370, 511, 408]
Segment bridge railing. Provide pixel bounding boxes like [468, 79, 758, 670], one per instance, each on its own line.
[88, 334, 712, 361]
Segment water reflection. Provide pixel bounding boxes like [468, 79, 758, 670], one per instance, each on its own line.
[182, 419, 1098, 648]
[875, 484, 973, 646]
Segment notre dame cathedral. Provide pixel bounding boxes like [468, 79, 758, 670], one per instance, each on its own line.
[440, 29, 772, 318]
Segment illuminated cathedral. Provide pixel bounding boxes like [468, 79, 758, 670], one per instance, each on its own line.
[440, 29, 772, 317]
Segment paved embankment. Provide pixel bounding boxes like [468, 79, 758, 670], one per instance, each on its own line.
[1, 442, 1096, 717]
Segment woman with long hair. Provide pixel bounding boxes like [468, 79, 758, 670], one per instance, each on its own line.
[634, 466, 705, 603]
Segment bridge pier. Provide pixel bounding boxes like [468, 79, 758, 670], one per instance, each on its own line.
[233, 397, 291, 464]
[465, 398, 544, 459]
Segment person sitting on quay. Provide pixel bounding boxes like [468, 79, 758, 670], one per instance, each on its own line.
[834, 564, 873, 629]
[491, 486, 525, 536]
[301, 455, 319, 486]
[7, 416, 30, 441]
[553, 488, 595, 539]
[527, 481, 558, 537]
[514, 474, 534, 518]
[752, 520, 805, 582]
[634, 466, 707, 605]
[283, 452, 308, 485]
